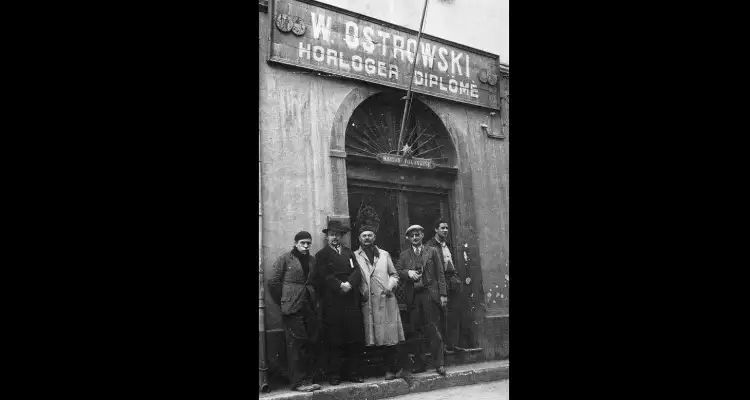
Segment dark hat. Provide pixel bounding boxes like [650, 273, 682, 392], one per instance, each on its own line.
[294, 231, 312, 242]
[358, 225, 377, 235]
[322, 220, 350, 234]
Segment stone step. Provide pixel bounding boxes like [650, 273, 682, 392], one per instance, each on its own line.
[259, 360, 509, 400]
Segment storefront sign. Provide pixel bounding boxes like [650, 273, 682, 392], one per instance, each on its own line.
[268, 0, 502, 110]
[376, 153, 435, 169]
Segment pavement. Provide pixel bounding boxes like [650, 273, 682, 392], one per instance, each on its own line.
[383, 380, 508, 400]
[258, 360, 509, 400]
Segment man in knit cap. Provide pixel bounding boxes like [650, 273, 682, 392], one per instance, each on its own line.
[268, 231, 322, 392]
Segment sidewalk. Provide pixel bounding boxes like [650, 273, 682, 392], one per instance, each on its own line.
[258, 360, 509, 400]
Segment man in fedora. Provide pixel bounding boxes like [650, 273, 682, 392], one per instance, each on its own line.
[268, 231, 322, 392]
[397, 225, 448, 376]
[315, 221, 366, 385]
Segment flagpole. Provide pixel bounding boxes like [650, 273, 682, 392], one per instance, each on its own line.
[397, 0, 429, 155]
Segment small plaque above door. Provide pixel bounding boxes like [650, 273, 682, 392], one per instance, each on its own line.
[376, 153, 435, 170]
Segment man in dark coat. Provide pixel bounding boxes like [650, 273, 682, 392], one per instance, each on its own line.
[267, 231, 322, 393]
[425, 218, 466, 352]
[396, 225, 448, 376]
[314, 221, 366, 385]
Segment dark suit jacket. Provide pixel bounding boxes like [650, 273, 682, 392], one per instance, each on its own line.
[425, 237, 462, 292]
[396, 245, 446, 306]
[267, 250, 318, 316]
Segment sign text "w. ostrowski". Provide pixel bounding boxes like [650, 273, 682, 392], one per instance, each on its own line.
[269, 0, 501, 110]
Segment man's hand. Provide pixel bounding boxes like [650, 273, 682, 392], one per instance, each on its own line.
[383, 289, 394, 298]
[408, 270, 420, 281]
[340, 282, 352, 293]
[440, 295, 448, 307]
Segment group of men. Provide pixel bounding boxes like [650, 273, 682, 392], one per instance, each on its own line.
[268, 219, 468, 392]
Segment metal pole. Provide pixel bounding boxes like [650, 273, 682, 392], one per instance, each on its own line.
[396, 0, 429, 154]
[259, 131, 270, 393]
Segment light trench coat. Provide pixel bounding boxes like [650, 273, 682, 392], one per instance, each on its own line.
[354, 246, 405, 347]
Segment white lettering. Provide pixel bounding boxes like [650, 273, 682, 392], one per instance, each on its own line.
[377, 61, 387, 77]
[451, 51, 463, 75]
[393, 35, 405, 62]
[439, 77, 447, 91]
[470, 83, 479, 98]
[389, 64, 399, 80]
[420, 43, 437, 69]
[340, 54, 350, 72]
[459, 81, 470, 95]
[365, 58, 376, 75]
[298, 43, 310, 59]
[344, 21, 359, 50]
[437, 47, 449, 72]
[313, 45, 325, 62]
[327, 49, 338, 67]
[448, 78, 458, 93]
[465, 55, 470, 78]
[406, 39, 417, 63]
[377, 31, 391, 57]
[351, 55, 363, 71]
[311, 13, 332, 41]
[414, 70, 423, 85]
[429, 74, 438, 88]
[362, 27, 375, 54]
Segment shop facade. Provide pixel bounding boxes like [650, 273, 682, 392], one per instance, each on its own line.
[258, 0, 509, 384]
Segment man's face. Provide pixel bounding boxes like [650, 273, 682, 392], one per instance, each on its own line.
[408, 230, 424, 247]
[359, 231, 375, 246]
[327, 231, 342, 247]
[295, 238, 312, 254]
[436, 223, 449, 240]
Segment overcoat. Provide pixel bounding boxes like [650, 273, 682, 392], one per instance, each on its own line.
[315, 244, 364, 345]
[354, 246, 405, 347]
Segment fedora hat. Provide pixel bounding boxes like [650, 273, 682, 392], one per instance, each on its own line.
[322, 220, 350, 234]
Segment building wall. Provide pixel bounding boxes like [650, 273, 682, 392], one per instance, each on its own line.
[259, 3, 509, 372]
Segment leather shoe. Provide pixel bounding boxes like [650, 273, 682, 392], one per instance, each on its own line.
[346, 376, 364, 383]
[328, 377, 341, 386]
[436, 366, 447, 376]
[385, 371, 397, 380]
[411, 366, 427, 374]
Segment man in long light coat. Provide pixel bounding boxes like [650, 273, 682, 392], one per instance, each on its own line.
[353, 225, 406, 380]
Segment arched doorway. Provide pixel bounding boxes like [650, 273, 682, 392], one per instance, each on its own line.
[344, 91, 459, 315]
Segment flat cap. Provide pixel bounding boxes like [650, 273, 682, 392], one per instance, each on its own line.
[405, 225, 424, 236]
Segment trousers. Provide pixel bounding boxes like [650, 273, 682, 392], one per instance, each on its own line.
[409, 291, 444, 369]
[327, 342, 364, 378]
[282, 305, 319, 387]
[441, 289, 462, 348]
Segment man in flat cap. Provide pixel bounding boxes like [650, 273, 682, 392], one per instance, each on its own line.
[315, 221, 366, 385]
[353, 225, 406, 380]
[397, 225, 448, 376]
[268, 231, 322, 392]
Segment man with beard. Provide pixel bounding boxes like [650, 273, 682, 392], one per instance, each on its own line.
[353, 226, 406, 380]
[314, 221, 365, 385]
[267, 231, 322, 392]
[397, 225, 448, 376]
[425, 218, 466, 353]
